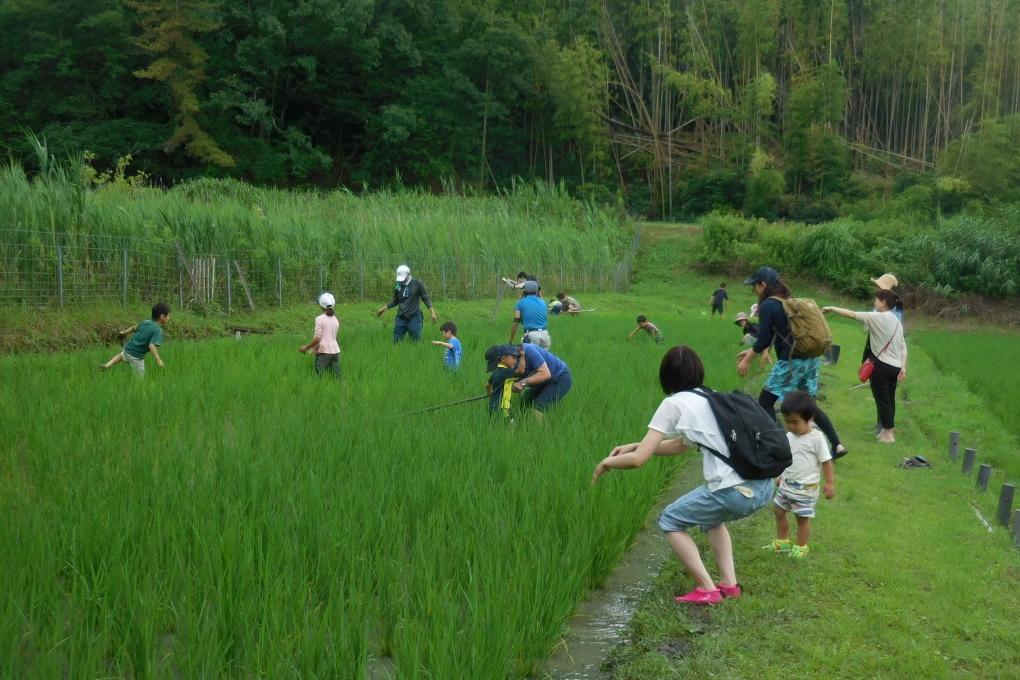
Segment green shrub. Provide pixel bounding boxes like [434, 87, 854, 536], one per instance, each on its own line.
[794, 221, 869, 295]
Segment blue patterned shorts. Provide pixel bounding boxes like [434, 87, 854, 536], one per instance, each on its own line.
[763, 358, 820, 399]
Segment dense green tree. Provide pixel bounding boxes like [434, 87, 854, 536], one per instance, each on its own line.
[2, 0, 1020, 214]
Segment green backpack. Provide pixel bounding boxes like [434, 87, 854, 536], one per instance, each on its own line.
[770, 296, 832, 358]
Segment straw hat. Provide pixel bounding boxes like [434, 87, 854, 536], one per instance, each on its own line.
[871, 273, 899, 290]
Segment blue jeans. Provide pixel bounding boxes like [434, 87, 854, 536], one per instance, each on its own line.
[393, 312, 423, 343]
[521, 369, 573, 411]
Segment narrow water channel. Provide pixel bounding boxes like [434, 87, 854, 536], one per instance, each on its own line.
[539, 461, 697, 679]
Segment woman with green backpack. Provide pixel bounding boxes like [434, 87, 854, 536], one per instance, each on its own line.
[736, 267, 848, 459]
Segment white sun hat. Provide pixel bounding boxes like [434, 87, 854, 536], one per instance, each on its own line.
[395, 264, 411, 282]
[318, 292, 336, 309]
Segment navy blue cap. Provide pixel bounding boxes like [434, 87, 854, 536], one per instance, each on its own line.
[743, 266, 780, 286]
[485, 344, 519, 372]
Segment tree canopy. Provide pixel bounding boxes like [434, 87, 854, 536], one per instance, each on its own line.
[3, 0, 1020, 217]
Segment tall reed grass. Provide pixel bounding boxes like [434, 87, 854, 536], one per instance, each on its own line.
[0, 162, 631, 307]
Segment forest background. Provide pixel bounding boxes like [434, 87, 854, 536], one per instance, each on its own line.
[2, 0, 1020, 300]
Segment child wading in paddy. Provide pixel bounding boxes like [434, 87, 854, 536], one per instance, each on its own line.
[100, 302, 170, 377]
[592, 345, 774, 605]
[766, 391, 836, 558]
[431, 321, 462, 370]
[627, 315, 664, 343]
[298, 293, 340, 377]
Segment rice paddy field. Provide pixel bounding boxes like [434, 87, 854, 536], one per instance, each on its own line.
[912, 330, 1020, 445]
[0, 302, 734, 678]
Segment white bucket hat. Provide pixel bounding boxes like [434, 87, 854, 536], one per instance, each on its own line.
[318, 292, 336, 309]
[871, 273, 899, 290]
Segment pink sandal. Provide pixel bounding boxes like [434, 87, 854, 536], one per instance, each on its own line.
[675, 587, 722, 605]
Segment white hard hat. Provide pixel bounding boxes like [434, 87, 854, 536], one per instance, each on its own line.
[318, 292, 336, 309]
[395, 264, 410, 282]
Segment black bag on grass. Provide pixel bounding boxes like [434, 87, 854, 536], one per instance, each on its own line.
[686, 387, 791, 480]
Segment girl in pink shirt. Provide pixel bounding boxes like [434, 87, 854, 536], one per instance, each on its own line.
[299, 293, 341, 377]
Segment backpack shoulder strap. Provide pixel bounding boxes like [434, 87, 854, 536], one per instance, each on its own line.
[679, 387, 734, 468]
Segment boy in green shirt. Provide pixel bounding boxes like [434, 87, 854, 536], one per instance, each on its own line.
[101, 302, 170, 377]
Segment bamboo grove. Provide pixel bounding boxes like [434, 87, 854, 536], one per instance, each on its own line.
[2, 1, 1020, 217]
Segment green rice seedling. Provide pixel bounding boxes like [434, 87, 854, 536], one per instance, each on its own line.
[0, 299, 742, 677]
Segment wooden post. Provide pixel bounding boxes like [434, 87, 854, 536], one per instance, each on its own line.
[122, 246, 129, 305]
[56, 243, 64, 306]
[962, 448, 976, 474]
[226, 255, 232, 314]
[948, 431, 960, 460]
[232, 261, 255, 312]
[977, 464, 992, 491]
[998, 484, 1015, 527]
[173, 241, 208, 312]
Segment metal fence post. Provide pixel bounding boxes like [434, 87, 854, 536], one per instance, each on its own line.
[56, 243, 64, 306]
[977, 464, 992, 491]
[471, 262, 477, 299]
[319, 262, 324, 294]
[1014, 510, 1020, 548]
[122, 246, 129, 306]
[226, 253, 232, 314]
[962, 448, 976, 474]
[442, 261, 447, 299]
[178, 267, 184, 309]
[559, 262, 565, 293]
[277, 257, 283, 307]
[359, 261, 365, 302]
[948, 431, 960, 460]
[997, 484, 1015, 526]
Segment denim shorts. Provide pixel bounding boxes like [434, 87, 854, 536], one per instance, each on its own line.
[658, 477, 774, 533]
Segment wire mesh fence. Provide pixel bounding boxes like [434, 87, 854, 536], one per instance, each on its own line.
[0, 228, 638, 311]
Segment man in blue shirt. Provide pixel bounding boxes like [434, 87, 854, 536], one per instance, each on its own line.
[509, 280, 551, 348]
[485, 342, 572, 420]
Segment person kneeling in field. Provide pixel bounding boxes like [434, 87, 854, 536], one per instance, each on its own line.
[484, 342, 572, 421]
[764, 391, 835, 559]
[592, 346, 774, 605]
[553, 292, 581, 315]
[100, 302, 170, 377]
[298, 293, 341, 377]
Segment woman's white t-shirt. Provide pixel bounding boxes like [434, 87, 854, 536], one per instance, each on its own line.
[648, 391, 745, 492]
[855, 310, 906, 368]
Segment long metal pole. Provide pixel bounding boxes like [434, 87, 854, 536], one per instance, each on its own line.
[226, 253, 232, 314]
[122, 246, 128, 306]
[56, 243, 64, 306]
[398, 394, 487, 417]
[277, 257, 283, 307]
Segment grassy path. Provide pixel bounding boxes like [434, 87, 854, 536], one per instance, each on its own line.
[597, 228, 1020, 678]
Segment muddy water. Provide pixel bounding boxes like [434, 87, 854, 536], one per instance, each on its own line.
[538, 462, 697, 679]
